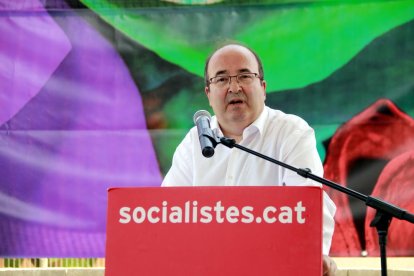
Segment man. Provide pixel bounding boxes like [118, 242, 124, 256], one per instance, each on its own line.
[162, 43, 337, 275]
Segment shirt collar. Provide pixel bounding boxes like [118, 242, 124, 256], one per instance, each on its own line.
[209, 106, 268, 138]
[244, 105, 268, 137]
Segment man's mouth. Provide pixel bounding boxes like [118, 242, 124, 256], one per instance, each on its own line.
[228, 99, 244, 105]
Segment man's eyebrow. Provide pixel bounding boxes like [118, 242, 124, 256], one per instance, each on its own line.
[238, 68, 252, 73]
[213, 70, 228, 76]
[213, 68, 252, 76]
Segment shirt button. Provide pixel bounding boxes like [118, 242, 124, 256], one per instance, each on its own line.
[361, 250, 368, 257]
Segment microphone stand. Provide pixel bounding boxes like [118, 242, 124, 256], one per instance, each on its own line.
[205, 134, 414, 276]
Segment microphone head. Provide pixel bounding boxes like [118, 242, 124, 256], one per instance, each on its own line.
[193, 110, 211, 124]
[202, 146, 215, 158]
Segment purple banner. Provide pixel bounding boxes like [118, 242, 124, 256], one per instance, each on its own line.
[0, 0, 161, 257]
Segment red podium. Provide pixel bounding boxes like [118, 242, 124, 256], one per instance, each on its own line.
[105, 186, 323, 276]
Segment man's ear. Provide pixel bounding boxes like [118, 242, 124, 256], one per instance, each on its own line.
[205, 86, 212, 107]
[262, 80, 267, 100]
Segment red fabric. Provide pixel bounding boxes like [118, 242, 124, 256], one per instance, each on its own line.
[366, 150, 414, 256]
[323, 98, 414, 256]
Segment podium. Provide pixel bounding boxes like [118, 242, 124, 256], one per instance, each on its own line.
[105, 186, 323, 276]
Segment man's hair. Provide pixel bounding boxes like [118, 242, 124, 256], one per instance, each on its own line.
[204, 42, 265, 87]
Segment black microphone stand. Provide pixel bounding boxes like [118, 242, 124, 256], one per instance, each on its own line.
[205, 134, 414, 276]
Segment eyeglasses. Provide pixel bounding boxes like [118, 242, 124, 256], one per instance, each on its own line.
[209, 73, 261, 88]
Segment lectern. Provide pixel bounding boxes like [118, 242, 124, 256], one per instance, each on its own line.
[105, 186, 322, 276]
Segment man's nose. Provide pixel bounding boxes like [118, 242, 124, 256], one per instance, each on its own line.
[228, 76, 241, 93]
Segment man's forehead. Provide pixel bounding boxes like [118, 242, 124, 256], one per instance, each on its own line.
[210, 45, 254, 62]
[208, 46, 258, 75]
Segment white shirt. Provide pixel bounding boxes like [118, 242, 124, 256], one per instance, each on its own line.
[162, 106, 336, 255]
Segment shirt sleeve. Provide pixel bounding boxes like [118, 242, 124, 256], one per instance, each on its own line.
[322, 191, 336, 255]
[281, 127, 324, 186]
[280, 120, 336, 255]
[161, 131, 194, 187]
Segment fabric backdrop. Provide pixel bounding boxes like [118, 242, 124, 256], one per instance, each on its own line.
[1, 0, 413, 257]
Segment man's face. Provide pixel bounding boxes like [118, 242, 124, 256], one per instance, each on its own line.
[205, 45, 266, 132]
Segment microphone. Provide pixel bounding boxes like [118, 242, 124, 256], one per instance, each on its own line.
[193, 110, 215, 158]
